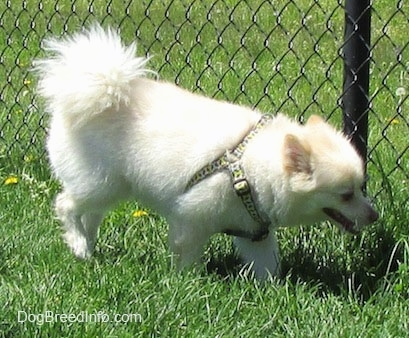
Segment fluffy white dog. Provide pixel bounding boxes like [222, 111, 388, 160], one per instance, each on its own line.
[35, 26, 378, 279]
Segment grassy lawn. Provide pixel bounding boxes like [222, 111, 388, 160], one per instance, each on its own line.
[1, 0, 408, 337]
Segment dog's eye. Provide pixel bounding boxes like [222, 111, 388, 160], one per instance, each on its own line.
[341, 192, 354, 202]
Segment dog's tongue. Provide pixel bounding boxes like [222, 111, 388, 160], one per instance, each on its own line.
[323, 208, 358, 234]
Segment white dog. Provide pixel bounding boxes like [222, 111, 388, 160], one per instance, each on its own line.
[34, 26, 378, 279]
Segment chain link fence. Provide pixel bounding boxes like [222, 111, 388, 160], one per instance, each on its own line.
[0, 0, 408, 206]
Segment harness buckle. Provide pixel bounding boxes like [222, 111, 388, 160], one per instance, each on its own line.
[232, 177, 251, 196]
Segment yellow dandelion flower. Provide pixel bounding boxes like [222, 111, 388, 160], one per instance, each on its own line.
[386, 117, 400, 125]
[23, 79, 31, 85]
[4, 176, 18, 185]
[391, 119, 399, 125]
[132, 210, 148, 217]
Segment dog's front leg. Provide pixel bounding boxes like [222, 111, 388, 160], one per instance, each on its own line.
[168, 222, 211, 270]
[234, 231, 281, 280]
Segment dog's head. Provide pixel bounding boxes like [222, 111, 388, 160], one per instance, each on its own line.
[282, 115, 378, 233]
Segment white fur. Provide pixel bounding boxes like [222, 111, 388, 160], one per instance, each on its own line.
[35, 26, 378, 279]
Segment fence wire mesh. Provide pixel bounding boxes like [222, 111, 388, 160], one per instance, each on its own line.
[0, 0, 407, 205]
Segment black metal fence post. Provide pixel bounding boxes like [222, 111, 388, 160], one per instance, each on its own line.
[342, 0, 372, 178]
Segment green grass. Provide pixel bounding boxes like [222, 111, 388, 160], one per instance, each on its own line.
[1, 0, 408, 337]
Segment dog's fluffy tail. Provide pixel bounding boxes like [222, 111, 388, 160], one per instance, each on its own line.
[34, 25, 151, 126]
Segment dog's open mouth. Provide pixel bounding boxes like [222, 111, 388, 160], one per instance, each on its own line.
[323, 208, 358, 234]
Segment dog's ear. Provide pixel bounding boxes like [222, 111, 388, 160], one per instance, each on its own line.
[306, 115, 336, 132]
[283, 134, 312, 175]
[306, 114, 325, 126]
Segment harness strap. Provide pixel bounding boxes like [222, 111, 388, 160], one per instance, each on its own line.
[229, 161, 268, 226]
[186, 115, 271, 189]
[186, 115, 272, 241]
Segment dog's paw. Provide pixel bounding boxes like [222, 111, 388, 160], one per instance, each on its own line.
[63, 231, 93, 259]
[234, 234, 281, 280]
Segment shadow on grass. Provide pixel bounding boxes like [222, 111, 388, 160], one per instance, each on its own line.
[206, 227, 403, 301]
[283, 227, 402, 301]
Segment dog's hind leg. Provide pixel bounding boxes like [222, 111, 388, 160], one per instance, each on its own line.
[234, 231, 281, 280]
[55, 192, 103, 259]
